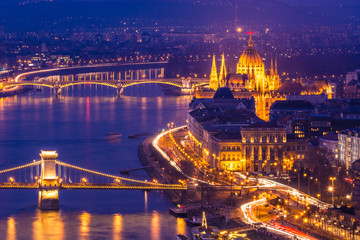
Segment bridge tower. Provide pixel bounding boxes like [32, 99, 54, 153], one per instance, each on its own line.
[38, 150, 60, 210]
[181, 78, 192, 95]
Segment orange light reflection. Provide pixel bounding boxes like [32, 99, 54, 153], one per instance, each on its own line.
[7, 217, 16, 240]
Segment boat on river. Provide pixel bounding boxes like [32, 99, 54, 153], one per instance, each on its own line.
[105, 132, 122, 142]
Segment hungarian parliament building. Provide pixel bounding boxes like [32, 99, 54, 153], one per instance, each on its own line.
[196, 34, 331, 121]
[188, 35, 332, 172]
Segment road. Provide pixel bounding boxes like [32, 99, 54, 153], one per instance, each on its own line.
[240, 198, 318, 240]
[152, 126, 332, 239]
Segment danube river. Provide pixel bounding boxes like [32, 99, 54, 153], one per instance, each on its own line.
[0, 84, 192, 239]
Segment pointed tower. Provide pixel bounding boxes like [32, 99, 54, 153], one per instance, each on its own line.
[275, 57, 278, 75]
[270, 58, 274, 75]
[219, 54, 227, 87]
[209, 55, 219, 90]
[201, 211, 208, 229]
[248, 33, 253, 47]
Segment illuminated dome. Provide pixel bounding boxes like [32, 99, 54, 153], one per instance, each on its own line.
[238, 35, 264, 68]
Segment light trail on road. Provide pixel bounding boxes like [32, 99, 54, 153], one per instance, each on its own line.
[240, 198, 318, 240]
[234, 172, 330, 210]
[152, 125, 211, 185]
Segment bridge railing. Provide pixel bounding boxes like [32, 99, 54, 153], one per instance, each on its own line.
[0, 159, 184, 189]
[55, 160, 184, 188]
[0, 161, 41, 184]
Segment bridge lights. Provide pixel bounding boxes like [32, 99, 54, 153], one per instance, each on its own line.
[9, 177, 14, 184]
[115, 179, 120, 184]
[82, 178, 87, 184]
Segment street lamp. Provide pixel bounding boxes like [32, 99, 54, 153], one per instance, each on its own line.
[329, 186, 334, 206]
[82, 178, 87, 184]
[330, 177, 336, 206]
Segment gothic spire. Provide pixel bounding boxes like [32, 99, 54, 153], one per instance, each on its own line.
[248, 33, 253, 47]
[219, 53, 227, 87]
[209, 55, 218, 90]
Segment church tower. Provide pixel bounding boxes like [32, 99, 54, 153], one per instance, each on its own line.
[219, 54, 227, 87]
[209, 55, 219, 90]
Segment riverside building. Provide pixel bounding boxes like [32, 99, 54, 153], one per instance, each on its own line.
[188, 87, 302, 173]
[338, 129, 360, 170]
[198, 34, 332, 121]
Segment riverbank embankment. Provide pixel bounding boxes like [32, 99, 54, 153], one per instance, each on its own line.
[138, 135, 187, 204]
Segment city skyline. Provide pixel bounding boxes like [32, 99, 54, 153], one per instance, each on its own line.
[0, 0, 359, 239]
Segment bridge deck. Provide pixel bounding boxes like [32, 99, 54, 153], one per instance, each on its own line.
[0, 183, 186, 190]
[61, 183, 186, 190]
[0, 183, 38, 189]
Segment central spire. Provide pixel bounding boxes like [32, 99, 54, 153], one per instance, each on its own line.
[248, 34, 253, 47]
[246, 31, 254, 47]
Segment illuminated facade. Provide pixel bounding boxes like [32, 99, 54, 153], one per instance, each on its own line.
[187, 90, 302, 173]
[235, 34, 280, 92]
[204, 35, 283, 120]
[209, 55, 218, 90]
[208, 123, 288, 172]
[338, 129, 360, 170]
[202, 35, 331, 121]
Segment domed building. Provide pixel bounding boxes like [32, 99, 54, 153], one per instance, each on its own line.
[206, 34, 283, 120]
[201, 34, 330, 121]
[236, 34, 280, 92]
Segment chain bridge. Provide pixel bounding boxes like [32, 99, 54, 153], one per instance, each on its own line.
[0, 150, 187, 210]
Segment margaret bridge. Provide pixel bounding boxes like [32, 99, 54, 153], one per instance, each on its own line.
[1, 63, 209, 96]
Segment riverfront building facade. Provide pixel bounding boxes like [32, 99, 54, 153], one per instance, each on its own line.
[198, 35, 332, 121]
[338, 129, 360, 170]
[188, 88, 306, 173]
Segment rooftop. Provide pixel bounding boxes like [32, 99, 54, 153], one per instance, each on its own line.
[213, 87, 234, 99]
[320, 133, 338, 142]
[270, 100, 314, 111]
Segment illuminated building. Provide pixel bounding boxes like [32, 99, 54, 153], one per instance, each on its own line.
[198, 34, 331, 121]
[219, 54, 227, 88]
[352, 159, 360, 217]
[344, 79, 360, 99]
[188, 88, 299, 173]
[209, 55, 218, 90]
[235, 34, 280, 92]
[338, 129, 360, 170]
[197, 35, 283, 120]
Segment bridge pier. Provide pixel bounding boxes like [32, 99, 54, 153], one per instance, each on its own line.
[38, 189, 60, 210]
[116, 86, 123, 97]
[54, 86, 61, 97]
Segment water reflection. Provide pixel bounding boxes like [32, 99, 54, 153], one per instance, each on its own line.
[144, 191, 148, 212]
[7, 217, 16, 240]
[86, 97, 90, 122]
[79, 212, 91, 240]
[176, 218, 186, 236]
[113, 214, 122, 240]
[32, 210, 64, 240]
[0, 84, 192, 239]
[151, 211, 160, 240]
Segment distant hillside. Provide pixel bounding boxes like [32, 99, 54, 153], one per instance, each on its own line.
[0, 0, 358, 32]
